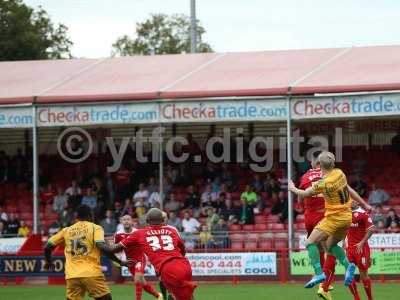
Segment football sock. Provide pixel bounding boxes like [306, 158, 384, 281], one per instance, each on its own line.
[306, 243, 323, 275]
[135, 283, 143, 300]
[349, 280, 361, 300]
[362, 278, 373, 300]
[322, 254, 336, 292]
[142, 283, 160, 298]
[329, 245, 350, 269]
[159, 281, 168, 299]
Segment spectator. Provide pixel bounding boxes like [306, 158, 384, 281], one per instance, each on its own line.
[0, 221, 6, 237]
[148, 186, 162, 208]
[271, 191, 288, 222]
[81, 188, 97, 213]
[368, 183, 390, 206]
[251, 173, 263, 193]
[166, 211, 182, 231]
[387, 221, 400, 233]
[206, 208, 219, 231]
[40, 183, 56, 205]
[65, 180, 82, 208]
[53, 187, 68, 214]
[264, 178, 281, 198]
[277, 169, 288, 190]
[201, 184, 218, 205]
[351, 174, 368, 198]
[221, 169, 237, 191]
[18, 220, 30, 237]
[133, 183, 149, 204]
[0, 205, 8, 222]
[166, 164, 179, 184]
[113, 201, 123, 221]
[375, 220, 386, 233]
[213, 193, 227, 212]
[220, 199, 241, 224]
[100, 209, 117, 235]
[105, 172, 116, 205]
[59, 205, 73, 228]
[164, 193, 182, 214]
[120, 198, 134, 217]
[48, 221, 61, 236]
[147, 176, 158, 195]
[241, 185, 259, 207]
[181, 212, 200, 233]
[218, 183, 232, 201]
[184, 185, 200, 209]
[391, 127, 400, 154]
[6, 213, 20, 236]
[134, 198, 146, 219]
[371, 205, 386, 226]
[199, 225, 213, 248]
[212, 218, 229, 248]
[211, 176, 222, 193]
[386, 209, 400, 228]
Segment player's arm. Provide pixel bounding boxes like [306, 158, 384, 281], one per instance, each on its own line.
[43, 229, 64, 270]
[288, 179, 315, 198]
[94, 225, 127, 266]
[347, 185, 372, 212]
[355, 226, 374, 254]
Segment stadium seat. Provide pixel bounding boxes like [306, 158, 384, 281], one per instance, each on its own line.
[255, 215, 268, 224]
[229, 224, 242, 231]
[244, 241, 258, 249]
[259, 239, 274, 249]
[254, 224, 268, 231]
[275, 238, 288, 249]
[231, 241, 244, 250]
[269, 223, 285, 230]
[242, 224, 255, 231]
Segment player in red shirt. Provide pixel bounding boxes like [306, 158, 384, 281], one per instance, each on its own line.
[107, 208, 196, 300]
[297, 151, 336, 300]
[114, 214, 163, 300]
[346, 202, 375, 300]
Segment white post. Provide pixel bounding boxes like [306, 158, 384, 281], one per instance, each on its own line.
[286, 96, 293, 251]
[32, 105, 39, 234]
[159, 125, 164, 210]
[190, 0, 197, 53]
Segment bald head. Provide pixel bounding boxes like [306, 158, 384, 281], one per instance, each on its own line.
[318, 151, 335, 171]
[146, 208, 165, 225]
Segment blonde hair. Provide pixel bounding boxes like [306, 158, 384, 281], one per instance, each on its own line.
[318, 151, 335, 171]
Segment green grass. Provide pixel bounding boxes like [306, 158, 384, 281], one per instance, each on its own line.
[2, 282, 399, 300]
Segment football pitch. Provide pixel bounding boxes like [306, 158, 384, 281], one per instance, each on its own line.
[2, 283, 399, 300]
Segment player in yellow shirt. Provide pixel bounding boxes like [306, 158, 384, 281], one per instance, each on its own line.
[289, 151, 372, 291]
[44, 205, 127, 300]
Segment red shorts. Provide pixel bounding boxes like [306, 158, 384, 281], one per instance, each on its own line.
[305, 211, 325, 236]
[347, 245, 371, 271]
[129, 258, 146, 275]
[160, 258, 196, 300]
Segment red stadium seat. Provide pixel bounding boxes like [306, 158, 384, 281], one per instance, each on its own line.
[269, 223, 284, 230]
[230, 233, 246, 242]
[244, 241, 258, 249]
[231, 241, 244, 250]
[254, 224, 268, 231]
[242, 224, 255, 231]
[259, 239, 274, 249]
[275, 238, 288, 249]
[229, 224, 242, 231]
[255, 215, 268, 224]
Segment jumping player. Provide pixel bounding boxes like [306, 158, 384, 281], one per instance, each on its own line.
[44, 205, 126, 300]
[297, 151, 336, 300]
[114, 214, 163, 300]
[289, 151, 372, 289]
[105, 208, 196, 300]
[346, 201, 375, 300]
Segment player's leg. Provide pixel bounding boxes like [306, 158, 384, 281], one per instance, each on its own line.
[66, 278, 86, 300]
[326, 235, 355, 286]
[306, 228, 329, 275]
[135, 272, 162, 299]
[84, 276, 112, 300]
[321, 239, 336, 293]
[159, 281, 168, 299]
[360, 269, 373, 300]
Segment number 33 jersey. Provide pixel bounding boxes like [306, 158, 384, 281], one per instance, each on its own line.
[312, 168, 352, 218]
[120, 225, 186, 274]
[47, 221, 105, 279]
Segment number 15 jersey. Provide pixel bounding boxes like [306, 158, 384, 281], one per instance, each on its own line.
[47, 221, 105, 279]
[120, 225, 186, 274]
[312, 168, 352, 218]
